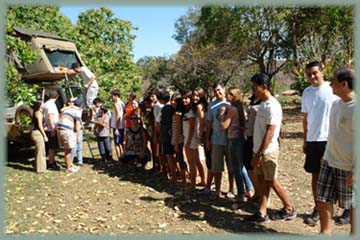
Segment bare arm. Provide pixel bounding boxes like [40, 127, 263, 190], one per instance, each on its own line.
[95, 115, 108, 127]
[36, 111, 48, 141]
[220, 107, 235, 130]
[114, 103, 122, 135]
[257, 125, 276, 154]
[60, 105, 81, 113]
[252, 125, 276, 167]
[197, 104, 205, 138]
[302, 112, 308, 154]
[48, 114, 56, 136]
[75, 120, 81, 144]
[87, 75, 96, 87]
[186, 117, 196, 147]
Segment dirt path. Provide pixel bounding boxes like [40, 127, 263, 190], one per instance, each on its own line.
[5, 107, 350, 235]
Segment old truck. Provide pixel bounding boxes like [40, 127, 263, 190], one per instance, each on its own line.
[5, 26, 85, 146]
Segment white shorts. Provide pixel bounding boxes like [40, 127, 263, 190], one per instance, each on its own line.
[86, 84, 98, 107]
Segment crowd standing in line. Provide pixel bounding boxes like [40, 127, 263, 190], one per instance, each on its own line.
[29, 63, 354, 234]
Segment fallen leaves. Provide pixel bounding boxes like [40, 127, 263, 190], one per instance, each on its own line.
[5, 109, 352, 235]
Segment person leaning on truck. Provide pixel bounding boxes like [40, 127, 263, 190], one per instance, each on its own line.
[68, 63, 98, 122]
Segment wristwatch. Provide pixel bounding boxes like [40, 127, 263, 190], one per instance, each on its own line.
[255, 150, 264, 157]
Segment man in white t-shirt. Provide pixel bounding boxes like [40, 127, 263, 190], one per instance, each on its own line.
[316, 67, 355, 234]
[245, 73, 296, 223]
[69, 63, 98, 122]
[301, 61, 338, 226]
[43, 91, 61, 170]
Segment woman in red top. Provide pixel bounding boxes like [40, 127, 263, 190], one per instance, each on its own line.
[124, 92, 139, 129]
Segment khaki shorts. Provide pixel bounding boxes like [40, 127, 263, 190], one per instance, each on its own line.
[254, 149, 279, 181]
[211, 144, 231, 173]
[57, 128, 75, 150]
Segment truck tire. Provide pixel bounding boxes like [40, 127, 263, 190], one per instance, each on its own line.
[15, 105, 33, 123]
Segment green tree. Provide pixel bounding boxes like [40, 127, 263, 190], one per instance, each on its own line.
[137, 56, 175, 92]
[283, 7, 354, 92]
[6, 5, 75, 105]
[175, 6, 354, 94]
[172, 8, 258, 96]
[6, 6, 143, 109]
[198, 7, 290, 80]
[74, 7, 142, 107]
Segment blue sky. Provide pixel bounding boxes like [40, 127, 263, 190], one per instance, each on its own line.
[60, 6, 189, 62]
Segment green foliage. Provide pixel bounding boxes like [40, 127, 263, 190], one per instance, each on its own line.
[20, 115, 32, 126]
[6, 6, 75, 106]
[6, 6, 142, 109]
[173, 6, 354, 94]
[74, 7, 142, 107]
[277, 95, 302, 107]
[137, 56, 175, 92]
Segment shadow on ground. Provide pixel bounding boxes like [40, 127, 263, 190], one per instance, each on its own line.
[87, 157, 302, 234]
[6, 136, 302, 235]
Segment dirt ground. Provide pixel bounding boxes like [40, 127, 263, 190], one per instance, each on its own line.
[5, 106, 351, 236]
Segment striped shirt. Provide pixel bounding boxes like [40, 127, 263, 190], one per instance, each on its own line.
[57, 108, 81, 130]
[171, 113, 184, 145]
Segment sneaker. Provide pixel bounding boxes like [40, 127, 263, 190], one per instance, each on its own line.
[304, 207, 319, 226]
[47, 162, 64, 170]
[197, 188, 211, 196]
[225, 192, 236, 199]
[278, 207, 297, 220]
[67, 165, 79, 173]
[245, 212, 270, 223]
[335, 209, 350, 225]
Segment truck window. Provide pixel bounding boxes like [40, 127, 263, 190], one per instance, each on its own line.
[44, 49, 81, 69]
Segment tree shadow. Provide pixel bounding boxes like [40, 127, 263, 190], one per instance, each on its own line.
[6, 145, 35, 172]
[87, 158, 302, 234]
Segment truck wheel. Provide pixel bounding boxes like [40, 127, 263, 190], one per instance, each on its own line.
[15, 105, 33, 123]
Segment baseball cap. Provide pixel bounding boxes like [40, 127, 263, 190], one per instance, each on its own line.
[73, 98, 83, 107]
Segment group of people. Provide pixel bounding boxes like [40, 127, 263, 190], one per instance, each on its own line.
[31, 62, 98, 173]
[30, 61, 355, 235]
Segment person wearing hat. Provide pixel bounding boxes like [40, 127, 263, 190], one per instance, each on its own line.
[68, 63, 98, 123]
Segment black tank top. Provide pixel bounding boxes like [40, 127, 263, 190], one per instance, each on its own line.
[32, 111, 40, 131]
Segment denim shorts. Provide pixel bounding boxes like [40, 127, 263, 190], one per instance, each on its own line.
[112, 128, 124, 145]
